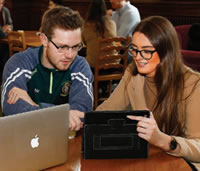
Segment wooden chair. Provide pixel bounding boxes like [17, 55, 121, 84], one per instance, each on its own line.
[93, 36, 131, 109]
[8, 30, 26, 56]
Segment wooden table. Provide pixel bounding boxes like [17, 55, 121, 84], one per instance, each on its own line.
[0, 30, 41, 48]
[24, 31, 42, 47]
[45, 135, 192, 171]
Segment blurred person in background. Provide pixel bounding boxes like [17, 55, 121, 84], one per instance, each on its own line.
[108, 0, 141, 63]
[82, 0, 116, 69]
[0, 0, 13, 72]
[108, 0, 140, 38]
[82, 0, 117, 97]
[0, 0, 12, 38]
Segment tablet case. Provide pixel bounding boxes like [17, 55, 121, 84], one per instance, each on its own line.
[82, 110, 149, 159]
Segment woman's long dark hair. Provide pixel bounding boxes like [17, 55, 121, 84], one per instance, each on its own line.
[85, 0, 107, 37]
[130, 16, 194, 136]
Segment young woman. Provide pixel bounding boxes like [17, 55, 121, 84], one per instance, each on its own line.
[96, 16, 200, 170]
[82, 0, 116, 68]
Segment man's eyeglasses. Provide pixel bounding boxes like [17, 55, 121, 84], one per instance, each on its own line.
[48, 39, 83, 53]
[127, 44, 157, 60]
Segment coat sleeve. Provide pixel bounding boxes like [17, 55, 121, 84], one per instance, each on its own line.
[105, 18, 117, 37]
[168, 80, 200, 163]
[69, 57, 93, 112]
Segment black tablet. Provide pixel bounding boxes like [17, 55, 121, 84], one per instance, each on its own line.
[82, 110, 150, 159]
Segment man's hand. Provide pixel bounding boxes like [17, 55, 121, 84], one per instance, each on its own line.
[69, 110, 84, 131]
[7, 87, 38, 106]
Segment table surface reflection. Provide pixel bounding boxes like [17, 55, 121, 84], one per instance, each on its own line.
[45, 135, 191, 171]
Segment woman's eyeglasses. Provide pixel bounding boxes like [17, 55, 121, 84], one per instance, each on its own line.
[127, 44, 156, 60]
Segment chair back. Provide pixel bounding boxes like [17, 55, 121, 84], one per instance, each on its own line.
[175, 25, 191, 50]
[175, 25, 200, 72]
[8, 30, 26, 56]
[93, 36, 131, 109]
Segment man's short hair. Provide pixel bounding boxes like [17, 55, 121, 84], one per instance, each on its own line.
[41, 6, 83, 39]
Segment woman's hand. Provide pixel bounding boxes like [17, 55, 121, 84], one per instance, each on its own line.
[127, 112, 171, 151]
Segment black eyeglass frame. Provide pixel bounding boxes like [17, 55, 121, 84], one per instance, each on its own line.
[127, 44, 157, 60]
[48, 38, 83, 53]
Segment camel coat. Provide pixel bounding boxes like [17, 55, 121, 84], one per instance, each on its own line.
[97, 66, 200, 169]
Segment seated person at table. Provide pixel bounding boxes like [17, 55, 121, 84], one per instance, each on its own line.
[1, 6, 93, 131]
[108, 0, 140, 63]
[108, 0, 140, 38]
[0, 0, 13, 71]
[96, 16, 200, 170]
[82, 0, 116, 69]
[0, 0, 12, 38]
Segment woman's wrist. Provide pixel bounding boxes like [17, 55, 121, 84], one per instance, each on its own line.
[156, 133, 180, 153]
[156, 133, 172, 151]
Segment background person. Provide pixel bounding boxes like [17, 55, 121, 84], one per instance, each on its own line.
[108, 0, 140, 38]
[96, 16, 200, 170]
[108, 0, 140, 63]
[1, 6, 93, 131]
[0, 0, 13, 72]
[0, 0, 12, 38]
[82, 0, 116, 68]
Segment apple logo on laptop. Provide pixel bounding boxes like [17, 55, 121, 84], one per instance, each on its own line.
[31, 134, 39, 148]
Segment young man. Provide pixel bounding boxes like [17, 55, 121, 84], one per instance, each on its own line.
[1, 7, 93, 131]
[109, 0, 141, 37]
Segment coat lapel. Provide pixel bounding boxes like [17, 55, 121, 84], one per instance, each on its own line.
[130, 74, 147, 110]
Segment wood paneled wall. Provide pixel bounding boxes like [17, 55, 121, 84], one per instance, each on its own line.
[134, 1, 200, 26]
[5, 0, 48, 30]
[4, 0, 200, 30]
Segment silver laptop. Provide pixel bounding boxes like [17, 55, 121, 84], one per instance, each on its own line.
[0, 103, 69, 171]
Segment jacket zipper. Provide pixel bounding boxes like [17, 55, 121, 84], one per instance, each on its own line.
[49, 72, 53, 94]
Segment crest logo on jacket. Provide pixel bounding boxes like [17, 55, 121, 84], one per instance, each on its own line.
[60, 81, 71, 96]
